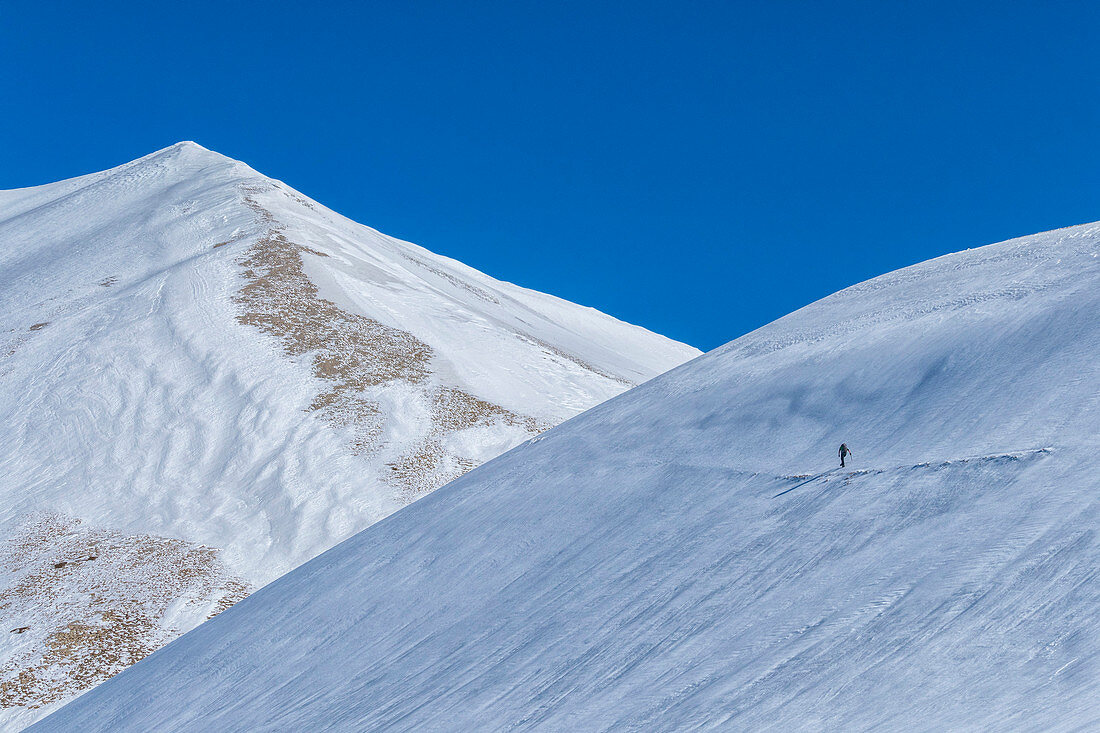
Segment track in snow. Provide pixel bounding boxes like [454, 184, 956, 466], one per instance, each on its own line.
[773, 448, 1052, 498]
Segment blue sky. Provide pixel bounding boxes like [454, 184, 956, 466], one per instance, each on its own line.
[2, 2, 1098, 351]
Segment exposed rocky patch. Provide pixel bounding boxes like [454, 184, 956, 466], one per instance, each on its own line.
[0, 514, 247, 710]
[388, 387, 550, 496]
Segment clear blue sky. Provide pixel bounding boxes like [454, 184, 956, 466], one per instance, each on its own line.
[3, 2, 1098, 351]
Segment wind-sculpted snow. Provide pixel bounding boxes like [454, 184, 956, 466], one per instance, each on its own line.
[36, 219, 1100, 730]
[0, 142, 698, 727]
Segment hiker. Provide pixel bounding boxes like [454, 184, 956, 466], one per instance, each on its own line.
[838, 443, 852, 468]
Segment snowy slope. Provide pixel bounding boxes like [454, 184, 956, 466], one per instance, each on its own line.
[36, 220, 1100, 731]
[0, 142, 698, 727]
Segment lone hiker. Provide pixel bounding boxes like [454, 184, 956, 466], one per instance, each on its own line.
[838, 443, 852, 468]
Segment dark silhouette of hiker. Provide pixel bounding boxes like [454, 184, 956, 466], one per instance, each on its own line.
[838, 443, 852, 468]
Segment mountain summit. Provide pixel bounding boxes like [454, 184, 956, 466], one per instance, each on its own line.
[0, 143, 698, 726]
[35, 218, 1100, 730]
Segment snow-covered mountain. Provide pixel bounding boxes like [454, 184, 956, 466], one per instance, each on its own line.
[0, 142, 699, 728]
[36, 219, 1100, 730]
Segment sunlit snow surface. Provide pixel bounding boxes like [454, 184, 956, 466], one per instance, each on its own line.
[35, 218, 1100, 730]
[0, 142, 697, 728]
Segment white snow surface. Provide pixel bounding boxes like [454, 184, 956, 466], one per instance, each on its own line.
[35, 220, 1100, 730]
[0, 142, 697, 728]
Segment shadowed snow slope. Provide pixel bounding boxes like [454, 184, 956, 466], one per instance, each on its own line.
[0, 142, 698, 728]
[34, 221, 1100, 730]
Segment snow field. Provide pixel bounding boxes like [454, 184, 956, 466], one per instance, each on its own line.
[38, 218, 1100, 730]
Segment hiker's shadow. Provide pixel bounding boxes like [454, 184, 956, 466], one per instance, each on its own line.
[773, 467, 841, 498]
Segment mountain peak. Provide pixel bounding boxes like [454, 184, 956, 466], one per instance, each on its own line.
[138, 139, 249, 173]
[0, 144, 698, 727]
